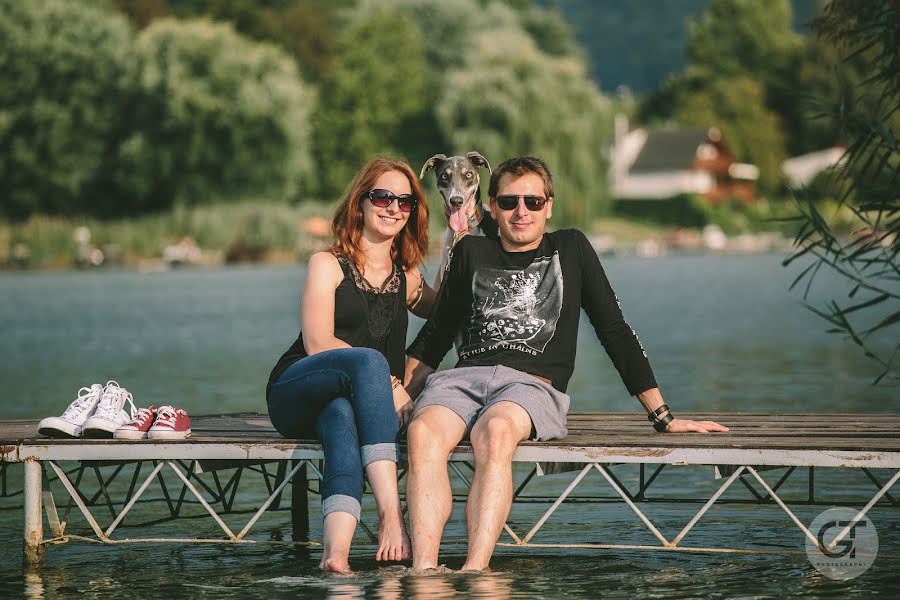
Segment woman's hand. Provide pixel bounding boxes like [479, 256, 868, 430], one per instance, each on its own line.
[393, 385, 414, 428]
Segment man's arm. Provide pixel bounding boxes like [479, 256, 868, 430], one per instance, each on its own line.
[405, 239, 470, 385]
[635, 387, 729, 433]
[403, 356, 434, 401]
[575, 232, 728, 434]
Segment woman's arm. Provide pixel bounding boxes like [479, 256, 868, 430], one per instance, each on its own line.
[405, 267, 437, 318]
[301, 252, 351, 356]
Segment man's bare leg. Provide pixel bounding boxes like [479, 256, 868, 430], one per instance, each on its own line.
[405, 405, 467, 570]
[460, 401, 532, 571]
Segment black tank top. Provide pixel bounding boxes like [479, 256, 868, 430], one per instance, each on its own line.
[266, 253, 408, 398]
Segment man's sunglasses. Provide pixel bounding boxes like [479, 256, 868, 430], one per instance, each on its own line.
[364, 189, 418, 213]
[494, 194, 549, 211]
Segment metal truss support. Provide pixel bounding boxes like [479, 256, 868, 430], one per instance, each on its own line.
[16, 458, 900, 563]
[824, 468, 900, 552]
[26, 458, 328, 560]
[511, 463, 900, 556]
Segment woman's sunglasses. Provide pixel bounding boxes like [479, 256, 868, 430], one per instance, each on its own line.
[364, 189, 418, 213]
[494, 194, 549, 211]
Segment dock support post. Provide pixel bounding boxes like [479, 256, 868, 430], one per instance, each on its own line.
[23, 461, 44, 565]
[291, 461, 309, 543]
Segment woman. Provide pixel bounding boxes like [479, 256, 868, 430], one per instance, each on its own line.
[266, 157, 434, 573]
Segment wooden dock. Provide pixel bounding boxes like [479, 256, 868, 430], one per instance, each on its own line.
[3, 412, 899, 564]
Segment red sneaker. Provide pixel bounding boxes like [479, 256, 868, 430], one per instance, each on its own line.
[148, 405, 192, 440]
[114, 406, 158, 440]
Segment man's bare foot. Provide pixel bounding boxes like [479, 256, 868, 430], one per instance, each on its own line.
[319, 556, 352, 574]
[375, 512, 411, 561]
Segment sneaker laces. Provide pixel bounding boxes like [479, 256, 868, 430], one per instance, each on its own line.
[94, 382, 137, 421]
[60, 385, 102, 420]
[128, 407, 155, 427]
[155, 406, 180, 428]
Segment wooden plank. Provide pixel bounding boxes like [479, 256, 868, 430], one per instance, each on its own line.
[4, 412, 900, 455]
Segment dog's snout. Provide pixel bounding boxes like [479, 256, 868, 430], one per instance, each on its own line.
[449, 196, 465, 207]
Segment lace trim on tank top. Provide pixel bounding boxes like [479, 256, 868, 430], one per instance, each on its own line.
[334, 253, 402, 343]
[335, 253, 401, 294]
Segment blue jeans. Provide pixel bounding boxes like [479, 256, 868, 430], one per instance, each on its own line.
[267, 347, 399, 520]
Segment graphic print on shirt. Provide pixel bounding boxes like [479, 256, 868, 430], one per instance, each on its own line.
[458, 252, 564, 359]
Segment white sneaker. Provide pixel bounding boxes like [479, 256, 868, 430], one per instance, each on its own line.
[82, 381, 137, 439]
[38, 384, 105, 438]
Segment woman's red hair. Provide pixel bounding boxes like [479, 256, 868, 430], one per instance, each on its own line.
[329, 156, 430, 272]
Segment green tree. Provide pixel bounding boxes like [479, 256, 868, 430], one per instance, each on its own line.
[0, 0, 137, 218]
[685, 0, 804, 80]
[311, 9, 428, 199]
[437, 18, 613, 225]
[351, 0, 612, 225]
[120, 18, 315, 211]
[674, 74, 786, 191]
[640, 0, 804, 191]
[166, 0, 346, 82]
[784, 0, 899, 382]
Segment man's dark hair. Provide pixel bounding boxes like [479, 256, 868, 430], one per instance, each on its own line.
[488, 156, 554, 199]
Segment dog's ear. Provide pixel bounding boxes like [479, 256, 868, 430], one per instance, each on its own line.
[419, 154, 447, 179]
[466, 151, 492, 175]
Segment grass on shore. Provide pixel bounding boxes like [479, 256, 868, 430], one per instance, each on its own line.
[0, 196, 852, 270]
[0, 201, 341, 269]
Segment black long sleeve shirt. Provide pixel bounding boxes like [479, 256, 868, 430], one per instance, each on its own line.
[407, 229, 657, 395]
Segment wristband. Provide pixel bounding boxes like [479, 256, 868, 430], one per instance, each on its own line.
[647, 403, 670, 422]
[391, 376, 402, 390]
[653, 412, 674, 432]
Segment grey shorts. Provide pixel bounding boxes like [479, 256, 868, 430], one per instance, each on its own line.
[413, 365, 570, 441]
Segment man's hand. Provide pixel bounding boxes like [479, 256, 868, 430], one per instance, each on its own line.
[393, 385, 415, 428]
[664, 418, 729, 433]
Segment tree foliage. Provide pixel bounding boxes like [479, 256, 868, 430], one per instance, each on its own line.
[437, 21, 612, 224]
[311, 9, 428, 200]
[685, 0, 804, 80]
[122, 18, 316, 211]
[352, 0, 613, 224]
[640, 0, 803, 192]
[784, 0, 900, 382]
[673, 74, 786, 191]
[0, 0, 137, 218]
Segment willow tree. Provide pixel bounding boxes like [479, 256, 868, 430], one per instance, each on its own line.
[0, 0, 137, 218]
[784, 0, 900, 382]
[353, 0, 613, 227]
[122, 18, 316, 211]
[437, 29, 612, 226]
[310, 9, 428, 199]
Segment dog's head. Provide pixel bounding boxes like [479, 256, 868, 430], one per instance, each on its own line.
[420, 152, 492, 233]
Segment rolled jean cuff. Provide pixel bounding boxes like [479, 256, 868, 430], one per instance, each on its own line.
[322, 494, 361, 521]
[361, 442, 398, 467]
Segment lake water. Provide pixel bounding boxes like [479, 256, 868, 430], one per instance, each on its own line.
[1, 254, 898, 597]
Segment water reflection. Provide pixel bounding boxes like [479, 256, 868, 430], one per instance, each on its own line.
[23, 568, 43, 600]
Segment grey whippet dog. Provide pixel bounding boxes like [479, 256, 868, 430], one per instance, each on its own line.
[420, 151, 497, 288]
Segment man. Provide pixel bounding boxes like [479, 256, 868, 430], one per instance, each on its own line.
[402, 156, 728, 571]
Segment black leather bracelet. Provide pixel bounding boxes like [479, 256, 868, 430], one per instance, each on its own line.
[653, 412, 674, 432]
[647, 403, 670, 422]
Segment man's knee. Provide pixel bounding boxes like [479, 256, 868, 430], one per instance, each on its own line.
[407, 408, 462, 462]
[470, 407, 530, 461]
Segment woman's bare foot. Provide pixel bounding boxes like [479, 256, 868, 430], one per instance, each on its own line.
[320, 556, 352, 574]
[375, 511, 411, 561]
